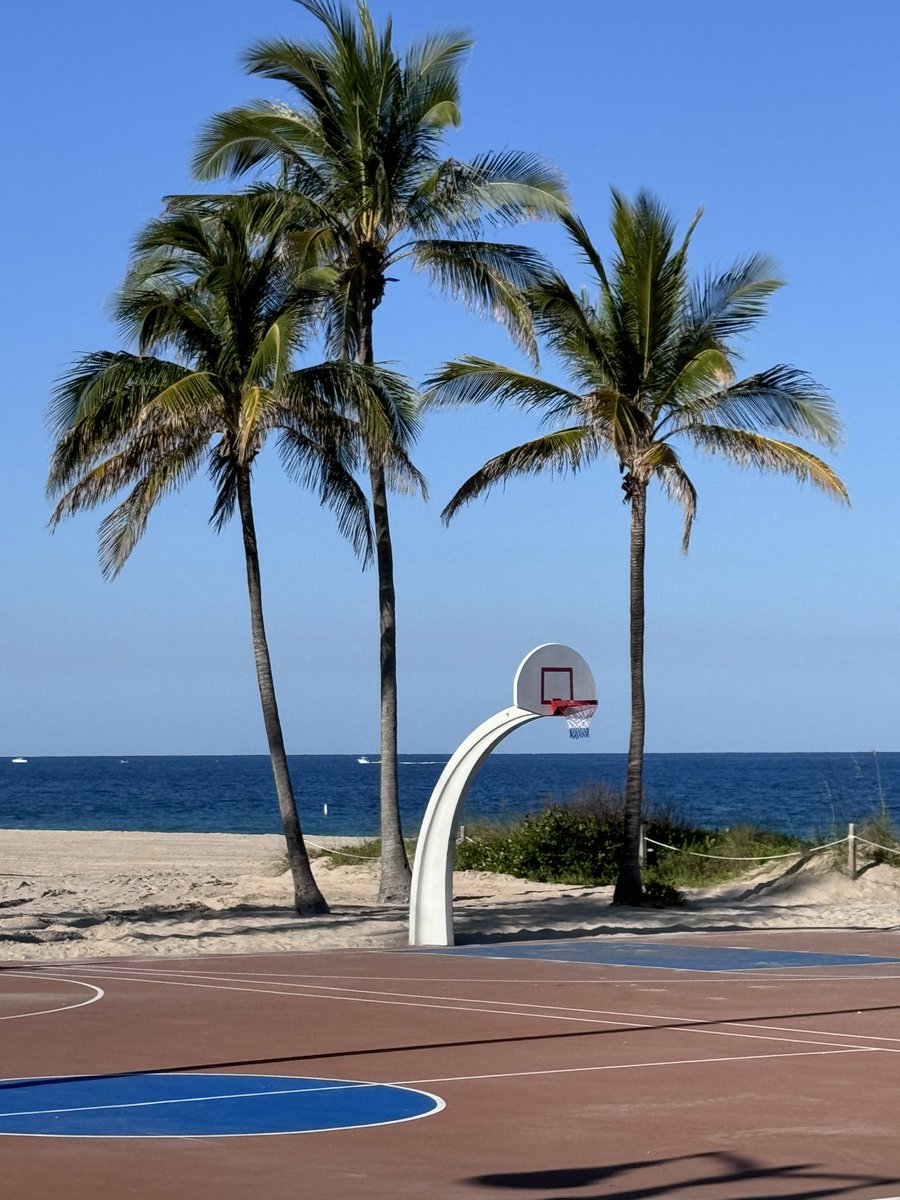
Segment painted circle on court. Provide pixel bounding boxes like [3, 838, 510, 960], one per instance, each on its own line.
[0, 1072, 444, 1137]
[0, 975, 103, 1021]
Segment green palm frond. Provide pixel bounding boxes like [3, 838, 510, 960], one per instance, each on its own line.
[681, 366, 842, 448]
[193, 0, 567, 374]
[651, 347, 733, 422]
[246, 311, 299, 392]
[529, 273, 619, 388]
[608, 188, 696, 381]
[432, 188, 845, 553]
[49, 195, 383, 565]
[47, 354, 210, 495]
[442, 426, 599, 522]
[686, 254, 783, 344]
[412, 241, 551, 362]
[193, 102, 326, 181]
[147, 371, 220, 417]
[640, 441, 698, 552]
[277, 426, 374, 562]
[424, 356, 581, 414]
[96, 446, 205, 577]
[380, 441, 428, 498]
[408, 152, 567, 235]
[354, 364, 423, 453]
[208, 442, 241, 532]
[458, 150, 569, 224]
[688, 425, 849, 500]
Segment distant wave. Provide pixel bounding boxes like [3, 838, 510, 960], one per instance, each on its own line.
[358, 759, 446, 766]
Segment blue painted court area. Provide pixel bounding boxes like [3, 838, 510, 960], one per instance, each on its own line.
[431, 941, 900, 972]
[0, 1073, 443, 1138]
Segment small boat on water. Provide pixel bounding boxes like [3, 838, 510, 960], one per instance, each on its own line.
[11, 758, 28, 764]
[357, 756, 370, 764]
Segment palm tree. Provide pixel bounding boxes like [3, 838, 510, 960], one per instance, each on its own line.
[47, 195, 416, 915]
[426, 190, 848, 905]
[191, 0, 568, 902]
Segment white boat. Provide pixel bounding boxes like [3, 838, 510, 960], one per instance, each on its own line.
[357, 756, 370, 764]
[11, 757, 28, 764]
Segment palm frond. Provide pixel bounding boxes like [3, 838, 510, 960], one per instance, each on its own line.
[651, 346, 733, 422]
[442, 427, 598, 522]
[411, 240, 551, 362]
[207, 439, 241, 531]
[686, 253, 783, 343]
[95, 446, 205, 577]
[277, 426, 374, 562]
[528, 273, 619, 388]
[381, 441, 428, 498]
[424, 356, 581, 415]
[192, 103, 325, 181]
[640, 441, 698, 552]
[683, 365, 843, 448]
[688, 425, 849, 500]
[608, 188, 693, 381]
[406, 152, 567, 237]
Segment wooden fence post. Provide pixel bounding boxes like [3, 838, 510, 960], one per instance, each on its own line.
[848, 823, 857, 879]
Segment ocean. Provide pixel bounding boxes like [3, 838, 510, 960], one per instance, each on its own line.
[1, 753, 896, 841]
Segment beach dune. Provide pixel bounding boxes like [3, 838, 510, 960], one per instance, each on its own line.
[1, 828, 898, 962]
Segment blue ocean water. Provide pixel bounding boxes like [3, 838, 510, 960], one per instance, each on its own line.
[1, 753, 897, 840]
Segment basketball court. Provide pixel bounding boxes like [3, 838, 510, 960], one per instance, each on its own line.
[3, 928, 900, 1199]
[5, 647, 896, 1195]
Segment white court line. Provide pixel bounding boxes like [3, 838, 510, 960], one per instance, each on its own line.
[45, 966, 886, 1055]
[58, 961, 900, 985]
[8, 1047, 869, 1118]
[54, 965, 900, 1049]
[0, 975, 103, 1020]
[395, 1044, 876, 1086]
[0, 1071, 445, 1140]
[0, 1078, 380, 1120]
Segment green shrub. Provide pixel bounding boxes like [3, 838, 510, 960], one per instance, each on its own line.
[456, 781, 809, 897]
[456, 784, 626, 885]
[855, 810, 900, 869]
[645, 824, 806, 888]
[639, 879, 686, 908]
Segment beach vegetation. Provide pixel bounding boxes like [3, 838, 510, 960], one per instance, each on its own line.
[191, 0, 569, 905]
[428, 191, 848, 906]
[307, 837, 417, 868]
[46, 195, 416, 917]
[454, 784, 809, 898]
[854, 810, 900, 867]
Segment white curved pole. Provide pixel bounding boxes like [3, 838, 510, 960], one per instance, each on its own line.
[408, 706, 540, 946]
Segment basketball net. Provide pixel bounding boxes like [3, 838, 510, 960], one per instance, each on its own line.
[552, 701, 598, 739]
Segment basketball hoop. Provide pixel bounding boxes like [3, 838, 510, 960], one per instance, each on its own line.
[550, 700, 598, 740]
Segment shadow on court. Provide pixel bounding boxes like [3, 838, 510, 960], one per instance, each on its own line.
[464, 1150, 895, 1198]
[4, 995, 900, 1094]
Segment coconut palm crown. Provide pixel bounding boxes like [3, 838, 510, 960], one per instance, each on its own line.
[427, 190, 848, 905]
[192, 0, 569, 902]
[47, 194, 420, 915]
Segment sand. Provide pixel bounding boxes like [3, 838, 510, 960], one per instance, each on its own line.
[1, 828, 899, 963]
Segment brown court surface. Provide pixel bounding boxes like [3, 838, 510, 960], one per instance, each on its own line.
[2, 928, 900, 1199]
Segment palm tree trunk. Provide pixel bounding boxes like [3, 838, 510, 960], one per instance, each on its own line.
[614, 478, 647, 905]
[236, 464, 328, 915]
[359, 300, 411, 905]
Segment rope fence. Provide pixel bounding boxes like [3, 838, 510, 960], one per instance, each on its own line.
[305, 840, 379, 861]
[641, 822, 900, 880]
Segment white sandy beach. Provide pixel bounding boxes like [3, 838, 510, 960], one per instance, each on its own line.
[1, 828, 898, 963]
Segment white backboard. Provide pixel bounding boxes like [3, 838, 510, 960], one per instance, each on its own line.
[513, 643, 596, 715]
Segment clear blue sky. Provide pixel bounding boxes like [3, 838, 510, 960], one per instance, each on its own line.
[2, 0, 898, 756]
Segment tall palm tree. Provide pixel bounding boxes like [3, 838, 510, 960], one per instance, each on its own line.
[426, 190, 848, 905]
[191, 0, 568, 902]
[47, 195, 416, 915]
